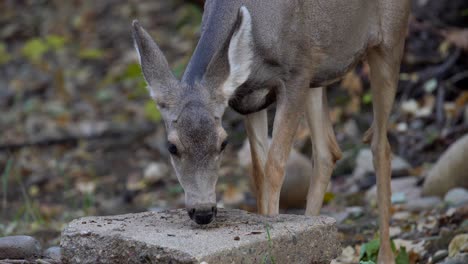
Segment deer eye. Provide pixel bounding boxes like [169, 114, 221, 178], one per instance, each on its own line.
[167, 142, 178, 156]
[220, 140, 228, 152]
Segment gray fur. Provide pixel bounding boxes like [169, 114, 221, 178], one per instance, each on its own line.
[131, 0, 409, 223]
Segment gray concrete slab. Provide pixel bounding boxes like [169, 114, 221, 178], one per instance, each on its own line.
[61, 209, 340, 264]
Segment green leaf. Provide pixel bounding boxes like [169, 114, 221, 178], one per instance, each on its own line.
[362, 92, 372, 105]
[366, 239, 380, 261]
[123, 63, 143, 79]
[144, 100, 161, 122]
[360, 239, 407, 264]
[0, 43, 11, 64]
[395, 247, 409, 264]
[391, 239, 397, 253]
[45, 35, 66, 49]
[79, 49, 104, 59]
[360, 238, 380, 262]
[172, 61, 187, 78]
[22, 38, 49, 62]
[461, 8, 468, 16]
[323, 192, 335, 204]
[168, 185, 184, 195]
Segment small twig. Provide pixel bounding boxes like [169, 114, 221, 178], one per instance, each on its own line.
[443, 70, 468, 86]
[1, 157, 14, 211]
[185, 0, 204, 8]
[436, 83, 445, 127]
[400, 48, 461, 102]
[0, 123, 157, 152]
[441, 124, 468, 139]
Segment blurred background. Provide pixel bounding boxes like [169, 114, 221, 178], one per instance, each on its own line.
[0, 0, 467, 263]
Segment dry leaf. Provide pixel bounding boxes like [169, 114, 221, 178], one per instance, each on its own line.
[442, 28, 468, 51]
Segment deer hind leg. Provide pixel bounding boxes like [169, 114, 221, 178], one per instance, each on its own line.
[368, 40, 406, 264]
[305, 87, 342, 216]
[245, 109, 269, 215]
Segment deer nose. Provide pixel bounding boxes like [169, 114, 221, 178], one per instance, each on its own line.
[187, 206, 217, 225]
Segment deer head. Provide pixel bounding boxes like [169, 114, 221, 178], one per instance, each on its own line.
[132, 7, 253, 225]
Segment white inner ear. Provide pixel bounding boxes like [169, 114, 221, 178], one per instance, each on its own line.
[134, 40, 158, 100]
[222, 6, 253, 101]
[133, 40, 142, 65]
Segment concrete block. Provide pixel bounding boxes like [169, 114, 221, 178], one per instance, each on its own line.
[61, 209, 340, 264]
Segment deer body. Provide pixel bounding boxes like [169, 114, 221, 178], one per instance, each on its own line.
[184, 0, 382, 114]
[132, 1, 410, 263]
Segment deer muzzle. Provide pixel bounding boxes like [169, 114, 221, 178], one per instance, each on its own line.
[187, 204, 217, 225]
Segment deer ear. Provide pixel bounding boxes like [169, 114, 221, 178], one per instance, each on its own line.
[222, 6, 254, 99]
[132, 20, 178, 99]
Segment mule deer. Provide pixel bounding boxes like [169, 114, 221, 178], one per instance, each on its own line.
[132, 0, 410, 263]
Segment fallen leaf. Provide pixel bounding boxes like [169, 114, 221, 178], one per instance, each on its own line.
[442, 28, 468, 51]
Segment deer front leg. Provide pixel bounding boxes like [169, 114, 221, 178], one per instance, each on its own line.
[245, 109, 269, 215]
[305, 87, 342, 216]
[264, 78, 308, 215]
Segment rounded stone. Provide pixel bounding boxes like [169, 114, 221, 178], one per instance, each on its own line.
[0, 235, 42, 259]
[433, 249, 448, 263]
[444, 188, 468, 207]
[44, 246, 62, 260]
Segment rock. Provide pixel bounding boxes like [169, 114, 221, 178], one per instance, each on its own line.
[389, 226, 402, 237]
[404, 196, 443, 212]
[356, 173, 376, 191]
[422, 134, 468, 197]
[343, 119, 359, 139]
[391, 192, 407, 204]
[416, 215, 438, 231]
[465, 107, 468, 125]
[0, 235, 42, 259]
[238, 139, 311, 209]
[61, 209, 340, 264]
[327, 211, 350, 224]
[333, 150, 356, 178]
[441, 253, 468, 264]
[332, 246, 359, 263]
[346, 206, 364, 219]
[448, 234, 468, 257]
[366, 177, 421, 203]
[392, 211, 411, 221]
[433, 249, 449, 263]
[143, 162, 170, 183]
[44, 246, 62, 261]
[352, 149, 411, 180]
[444, 188, 468, 207]
[279, 150, 312, 209]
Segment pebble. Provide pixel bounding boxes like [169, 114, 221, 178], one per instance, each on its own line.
[448, 234, 468, 257]
[391, 192, 407, 204]
[0, 235, 42, 259]
[441, 253, 468, 264]
[392, 211, 411, 221]
[353, 149, 411, 180]
[343, 119, 359, 139]
[389, 226, 402, 237]
[366, 177, 420, 203]
[346, 206, 364, 219]
[143, 162, 170, 183]
[404, 196, 442, 212]
[444, 188, 468, 207]
[44, 246, 62, 261]
[433, 249, 449, 263]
